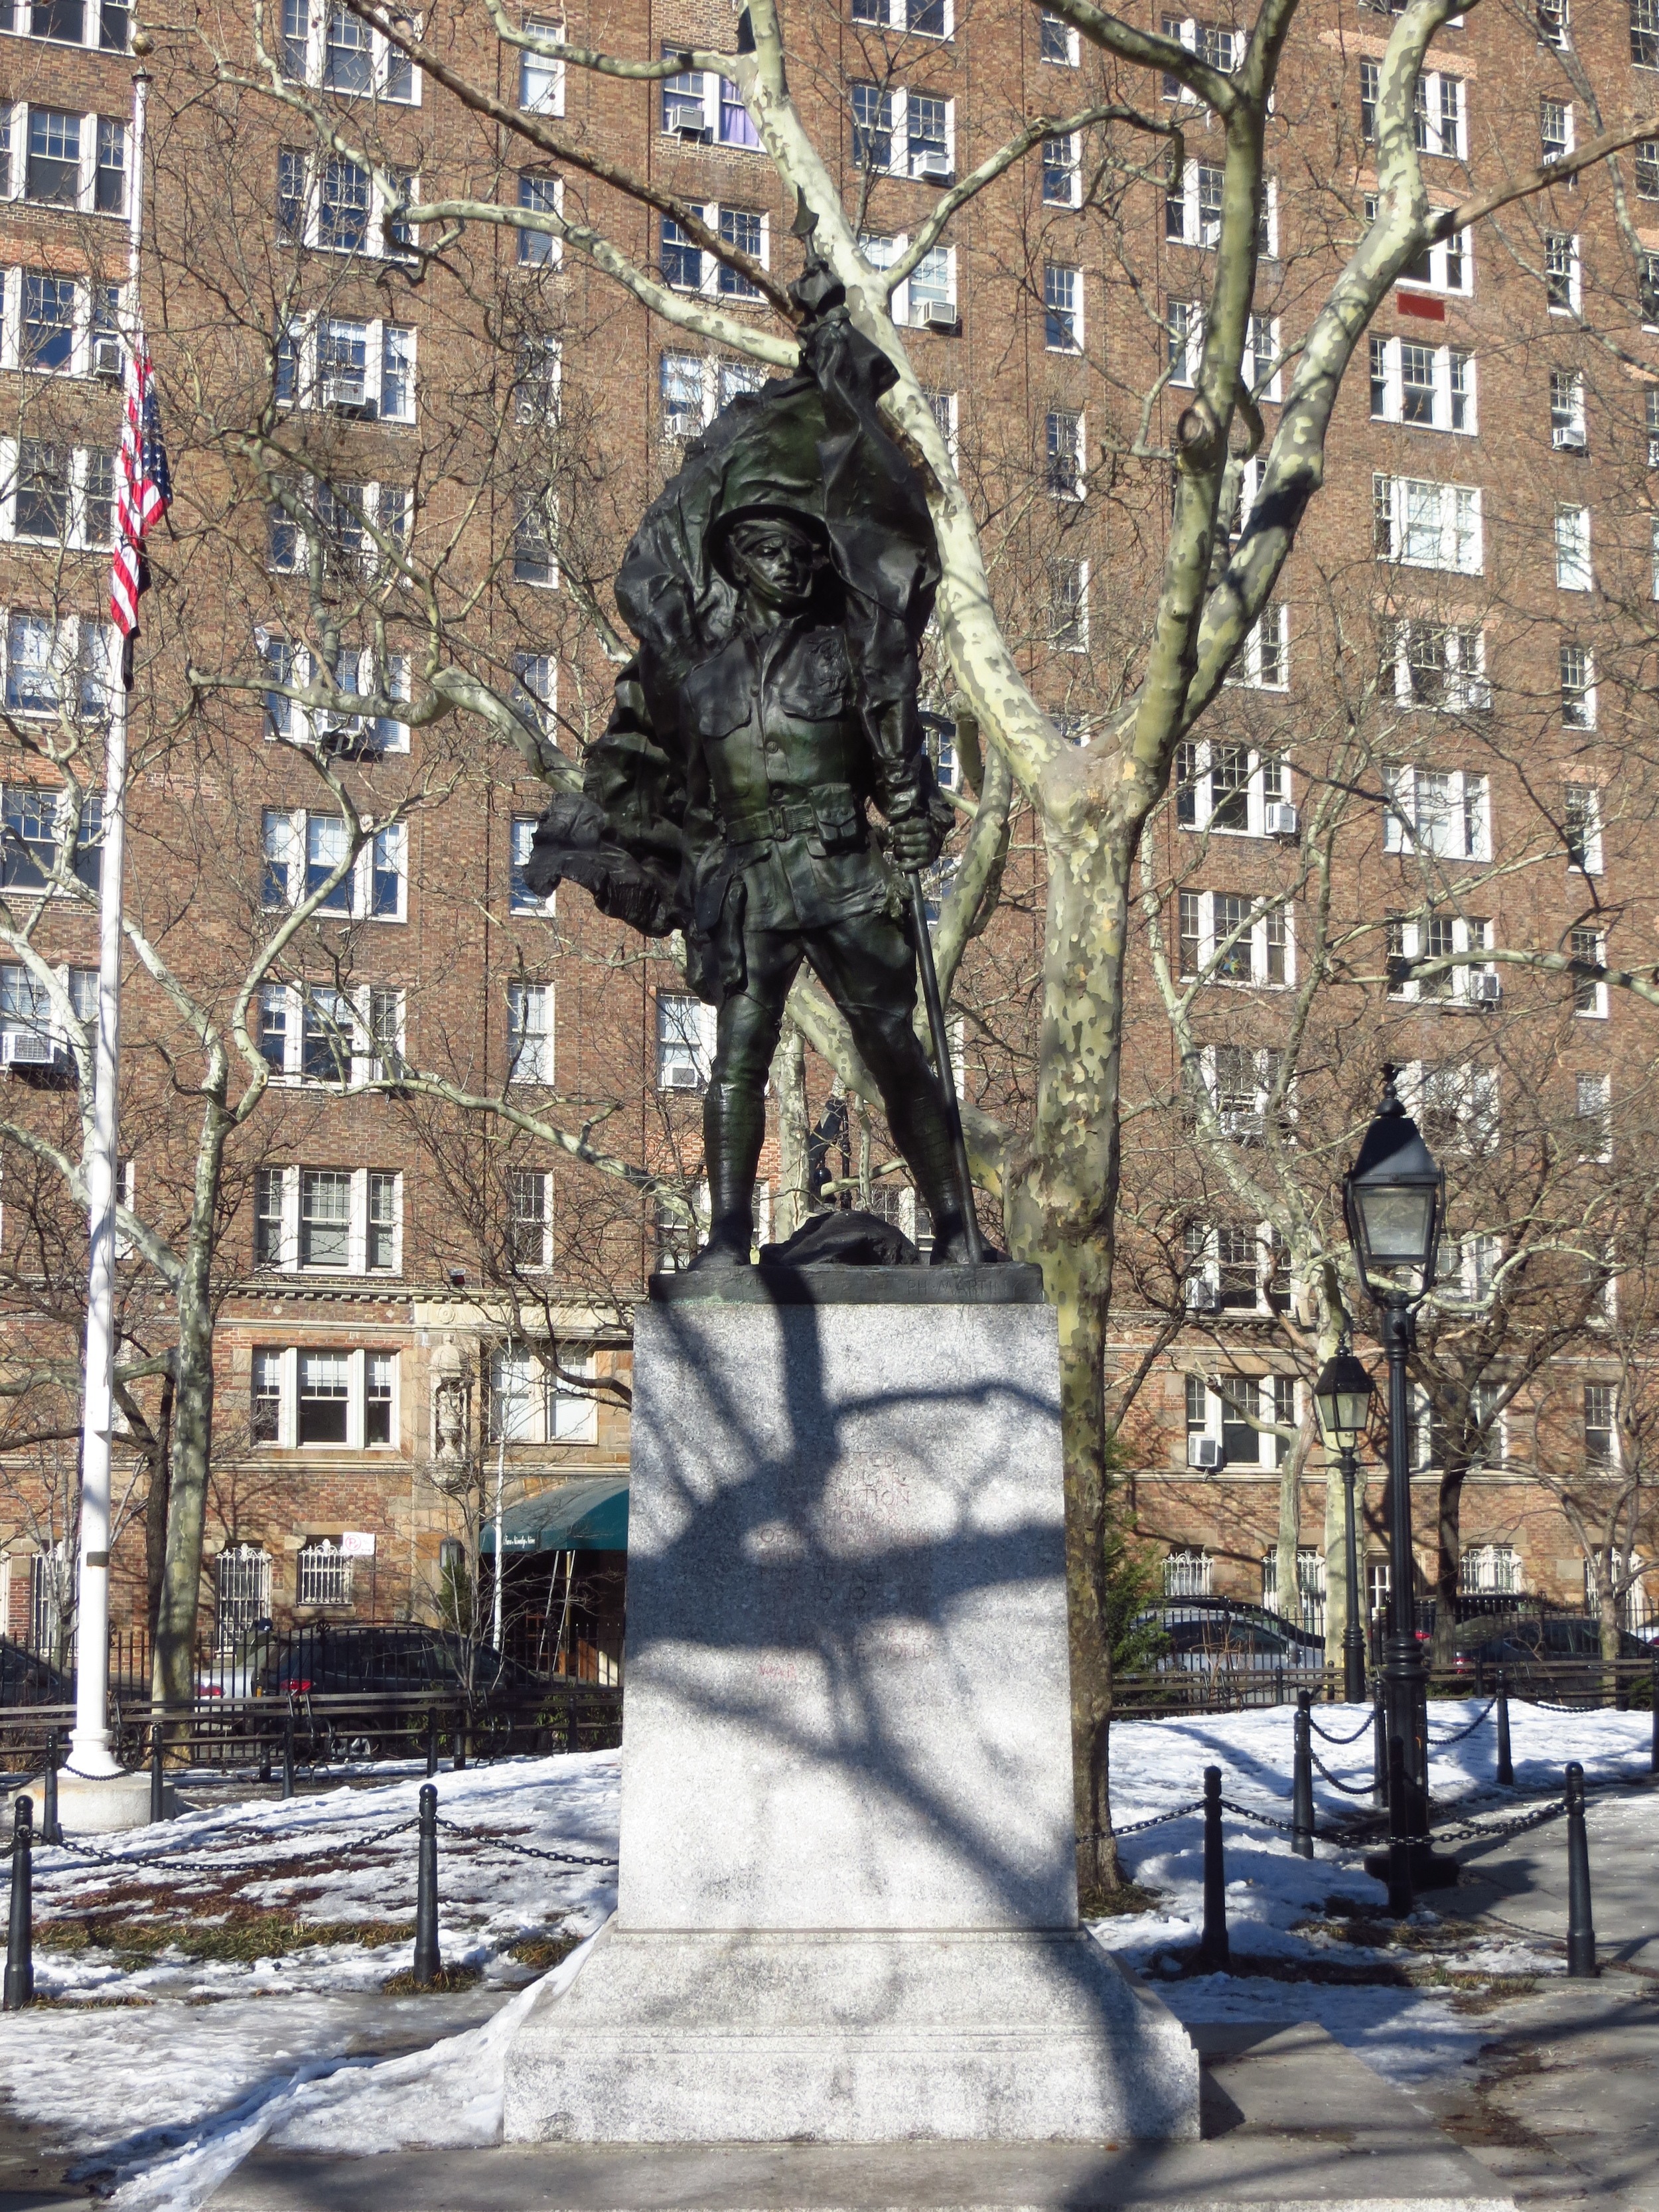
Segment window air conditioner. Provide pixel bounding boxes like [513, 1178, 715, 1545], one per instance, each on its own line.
[1264, 802, 1299, 838]
[91, 334, 123, 382]
[913, 150, 953, 181]
[1185, 1277, 1222, 1312]
[664, 101, 709, 138]
[320, 372, 369, 413]
[3, 1029, 64, 1069]
[1220, 1108, 1264, 1143]
[1471, 970, 1502, 1006]
[1188, 1435, 1224, 1470]
[919, 299, 960, 332]
[1551, 428, 1587, 453]
[666, 1061, 701, 1089]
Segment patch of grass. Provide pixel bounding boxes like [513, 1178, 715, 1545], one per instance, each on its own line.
[506, 1932, 582, 1972]
[35, 1906, 415, 1965]
[1080, 1879, 1166, 1919]
[380, 1963, 483, 1994]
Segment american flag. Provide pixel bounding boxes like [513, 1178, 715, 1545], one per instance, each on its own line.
[109, 339, 172, 640]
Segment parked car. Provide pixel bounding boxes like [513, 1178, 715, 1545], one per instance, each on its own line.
[270, 1625, 547, 1700]
[0, 1634, 70, 1708]
[1452, 1611, 1652, 1695]
[1136, 1597, 1325, 1673]
[196, 1620, 278, 1700]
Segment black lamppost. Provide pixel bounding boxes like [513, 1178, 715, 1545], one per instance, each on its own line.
[1342, 1075, 1453, 1911]
[1314, 1346, 1374, 1706]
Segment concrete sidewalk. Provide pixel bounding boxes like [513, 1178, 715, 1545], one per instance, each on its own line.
[208, 2021, 1514, 2212]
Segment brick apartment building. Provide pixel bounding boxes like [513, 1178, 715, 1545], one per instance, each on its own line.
[0, 0, 1654, 1678]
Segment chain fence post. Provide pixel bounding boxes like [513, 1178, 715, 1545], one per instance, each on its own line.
[1565, 1761, 1597, 1978]
[1650, 1657, 1658, 1777]
[413, 1781, 439, 1986]
[1197, 1764, 1229, 1971]
[3, 1795, 33, 2011]
[259, 1721, 271, 1787]
[282, 1699, 296, 1801]
[149, 1723, 165, 1823]
[454, 1710, 467, 1773]
[1372, 1676, 1387, 1807]
[425, 1707, 439, 1779]
[1495, 1668, 1513, 1788]
[1386, 1735, 1413, 1918]
[42, 1729, 60, 1847]
[1292, 1689, 1315, 1859]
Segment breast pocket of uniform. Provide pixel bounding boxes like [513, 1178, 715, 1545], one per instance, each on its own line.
[776, 640, 851, 723]
[685, 662, 753, 742]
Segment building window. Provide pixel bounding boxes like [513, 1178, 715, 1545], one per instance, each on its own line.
[1542, 99, 1573, 163]
[517, 171, 561, 264]
[1260, 1548, 1325, 1633]
[25, 108, 80, 204]
[510, 816, 554, 914]
[1550, 370, 1587, 452]
[1045, 407, 1084, 498]
[851, 0, 951, 33]
[1166, 159, 1224, 248]
[252, 1347, 399, 1448]
[94, 115, 125, 213]
[512, 331, 561, 424]
[507, 980, 553, 1082]
[510, 651, 556, 734]
[659, 54, 760, 143]
[299, 1168, 352, 1268]
[1184, 1376, 1295, 1469]
[1224, 602, 1288, 691]
[1459, 1543, 1520, 1595]
[1396, 1061, 1499, 1156]
[273, 313, 416, 413]
[1163, 1542, 1212, 1596]
[717, 206, 764, 296]
[1175, 743, 1293, 837]
[1381, 765, 1490, 861]
[297, 1536, 353, 1603]
[1386, 912, 1494, 1004]
[1039, 8, 1079, 62]
[1575, 1072, 1611, 1161]
[1159, 13, 1239, 96]
[660, 350, 708, 439]
[1564, 782, 1603, 873]
[1183, 1043, 1287, 1145]
[903, 245, 956, 329]
[1372, 474, 1482, 574]
[518, 19, 564, 113]
[656, 990, 716, 1090]
[1634, 0, 1659, 68]
[1046, 558, 1088, 649]
[510, 1167, 552, 1269]
[1570, 927, 1606, 1017]
[851, 82, 895, 170]
[1176, 890, 1292, 988]
[512, 494, 557, 586]
[1584, 1382, 1617, 1464]
[489, 1345, 599, 1444]
[1555, 504, 1591, 590]
[1042, 132, 1080, 206]
[258, 982, 405, 1084]
[1167, 299, 1200, 386]
[216, 1545, 271, 1649]
[1412, 70, 1465, 159]
[1559, 640, 1595, 729]
[1394, 622, 1488, 712]
[1544, 232, 1580, 314]
[1043, 263, 1082, 351]
[1368, 338, 1475, 433]
[253, 1167, 401, 1274]
[1359, 56, 1378, 141]
[21, 273, 76, 372]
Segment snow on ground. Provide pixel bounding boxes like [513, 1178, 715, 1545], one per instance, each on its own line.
[0, 1700, 1649, 2211]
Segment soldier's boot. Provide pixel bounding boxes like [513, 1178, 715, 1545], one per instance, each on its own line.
[883, 1071, 983, 1265]
[689, 1080, 768, 1268]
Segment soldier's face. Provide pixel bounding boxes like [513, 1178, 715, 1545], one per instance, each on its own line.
[729, 524, 821, 609]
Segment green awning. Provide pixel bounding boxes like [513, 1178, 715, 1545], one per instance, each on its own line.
[480, 1477, 629, 1556]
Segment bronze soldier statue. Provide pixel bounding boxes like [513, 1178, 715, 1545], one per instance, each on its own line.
[524, 262, 982, 1270]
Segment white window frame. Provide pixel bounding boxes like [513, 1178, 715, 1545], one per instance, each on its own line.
[253, 1165, 403, 1274]
[1575, 1072, 1612, 1163]
[1381, 765, 1491, 860]
[1413, 69, 1467, 160]
[1042, 261, 1083, 351]
[1175, 741, 1294, 837]
[1368, 336, 1477, 433]
[1367, 196, 1474, 296]
[1041, 129, 1080, 206]
[1038, 9, 1080, 63]
[1242, 312, 1281, 402]
[1398, 1059, 1500, 1157]
[5, 104, 127, 218]
[1167, 297, 1201, 387]
[256, 982, 405, 1085]
[1159, 13, 1241, 100]
[660, 200, 772, 300]
[1045, 406, 1085, 500]
[1386, 911, 1495, 1004]
[0, 437, 117, 546]
[265, 476, 411, 585]
[510, 814, 557, 915]
[1554, 503, 1591, 590]
[1550, 368, 1587, 451]
[279, 4, 421, 100]
[0, 613, 115, 724]
[258, 806, 407, 921]
[850, 84, 956, 181]
[1559, 638, 1595, 730]
[0, 957, 95, 1068]
[5, 3, 131, 51]
[506, 978, 553, 1084]
[658, 58, 764, 143]
[1177, 889, 1294, 989]
[657, 348, 768, 438]
[509, 1165, 553, 1269]
[277, 150, 420, 258]
[273, 311, 417, 421]
[1544, 230, 1581, 315]
[489, 1343, 599, 1445]
[1392, 621, 1490, 712]
[1167, 157, 1226, 247]
[1570, 926, 1607, 1018]
[1541, 96, 1574, 163]
[253, 1345, 402, 1449]
[1046, 556, 1088, 650]
[1183, 1219, 1287, 1316]
[656, 989, 717, 1090]
[517, 17, 565, 114]
[1185, 1372, 1297, 1469]
[1373, 473, 1483, 574]
[1187, 1042, 1289, 1145]
[1564, 781, 1603, 874]
[850, 0, 955, 33]
[259, 637, 411, 755]
[1223, 602, 1288, 691]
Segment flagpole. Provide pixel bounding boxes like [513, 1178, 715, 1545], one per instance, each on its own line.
[67, 60, 148, 1785]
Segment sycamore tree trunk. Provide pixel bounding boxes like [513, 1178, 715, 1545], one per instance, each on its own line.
[153, 1112, 232, 1707]
[771, 1023, 810, 1242]
[144, 1370, 175, 1647]
[1007, 826, 1128, 1907]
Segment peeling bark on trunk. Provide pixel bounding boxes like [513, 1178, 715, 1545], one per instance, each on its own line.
[153, 1263, 215, 1707]
[770, 1023, 810, 1243]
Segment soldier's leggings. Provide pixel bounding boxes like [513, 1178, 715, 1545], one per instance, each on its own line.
[703, 915, 964, 1237]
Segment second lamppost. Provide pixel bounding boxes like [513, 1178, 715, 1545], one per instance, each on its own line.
[1314, 1346, 1374, 1706]
[1342, 1075, 1458, 1909]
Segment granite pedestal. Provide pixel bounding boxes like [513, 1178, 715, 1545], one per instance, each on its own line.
[504, 1282, 1198, 2144]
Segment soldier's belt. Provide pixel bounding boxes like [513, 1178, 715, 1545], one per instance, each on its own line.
[724, 786, 861, 849]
